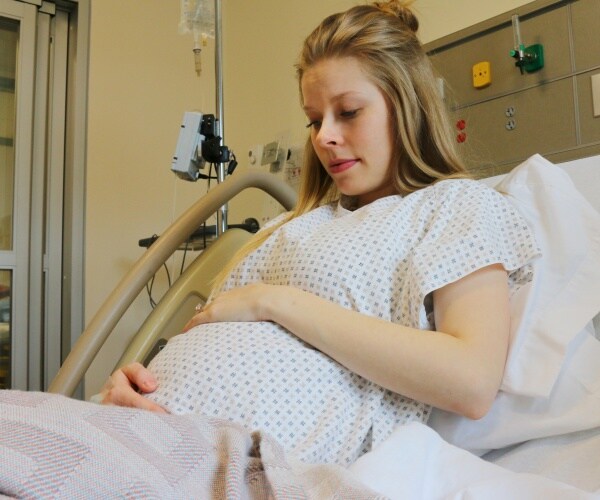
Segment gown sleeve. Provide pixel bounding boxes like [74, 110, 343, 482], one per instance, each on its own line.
[407, 179, 541, 326]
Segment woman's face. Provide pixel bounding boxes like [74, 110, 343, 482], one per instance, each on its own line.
[301, 56, 396, 207]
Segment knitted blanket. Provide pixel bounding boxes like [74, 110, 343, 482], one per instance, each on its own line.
[0, 391, 383, 499]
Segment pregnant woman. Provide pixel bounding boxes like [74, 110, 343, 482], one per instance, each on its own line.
[99, 0, 539, 466]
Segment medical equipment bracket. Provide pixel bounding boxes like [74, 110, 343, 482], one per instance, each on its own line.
[48, 172, 297, 397]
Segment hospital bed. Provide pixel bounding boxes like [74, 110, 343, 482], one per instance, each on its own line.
[2, 155, 599, 499]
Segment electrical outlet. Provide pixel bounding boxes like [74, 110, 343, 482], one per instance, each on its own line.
[247, 144, 264, 169]
[285, 145, 303, 187]
[261, 141, 280, 165]
[472, 61, 491, 89]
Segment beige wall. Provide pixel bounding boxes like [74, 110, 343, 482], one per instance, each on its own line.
[84, 0, 535, 396]
[415, 0, 536, 42]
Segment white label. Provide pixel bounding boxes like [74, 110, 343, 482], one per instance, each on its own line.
[592, 73, 600, 118]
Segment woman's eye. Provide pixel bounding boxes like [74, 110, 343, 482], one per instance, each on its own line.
[305, 109, 358, 128]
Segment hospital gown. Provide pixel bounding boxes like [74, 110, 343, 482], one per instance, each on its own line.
[145, 179, 540, 465]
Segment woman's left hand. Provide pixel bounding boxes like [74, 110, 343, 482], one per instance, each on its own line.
[183, 283, 276, 331]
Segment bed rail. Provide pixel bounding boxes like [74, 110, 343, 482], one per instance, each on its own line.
[49, 172, 297, 397]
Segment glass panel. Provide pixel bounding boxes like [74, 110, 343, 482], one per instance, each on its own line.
[0, 18, 18, 251]
[0, 269, 10, 389]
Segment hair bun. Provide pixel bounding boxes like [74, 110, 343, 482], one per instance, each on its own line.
[373, 0, 419, 33]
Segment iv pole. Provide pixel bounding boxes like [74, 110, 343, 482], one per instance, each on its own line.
[214, 0, 227, 236]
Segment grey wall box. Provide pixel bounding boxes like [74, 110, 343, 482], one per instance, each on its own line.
[425, 0, 600, 177]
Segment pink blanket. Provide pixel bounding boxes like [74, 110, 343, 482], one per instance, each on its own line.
[0, 391, 383, 499]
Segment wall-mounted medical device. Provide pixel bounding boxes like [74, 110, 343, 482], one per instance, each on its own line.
[509, 14, 544, 74]
[425, 0, 600, 176]
[171, 111, 235, 182]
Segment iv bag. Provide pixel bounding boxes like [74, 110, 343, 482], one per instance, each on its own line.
[180, 0, 215, 39]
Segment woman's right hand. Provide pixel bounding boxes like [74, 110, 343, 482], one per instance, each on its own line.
[97, 362, 167, 413]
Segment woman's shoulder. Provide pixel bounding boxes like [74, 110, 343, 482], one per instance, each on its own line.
[401, 178, 525, 231]
[425, 178, 507, 208]
[432, 177, 496, 195]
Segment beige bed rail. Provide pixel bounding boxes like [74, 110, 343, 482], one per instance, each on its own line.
[49, 172, 297, 397]
[115, 227, 254, 370]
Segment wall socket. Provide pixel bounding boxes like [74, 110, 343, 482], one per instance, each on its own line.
[246, 141, 304, 225]
[248, 137, 286, 171]
[248, 140, 303, 183]
[247, 144, 263, 168]
[284, 145, 303, 186]
[261, 141, 280, 165]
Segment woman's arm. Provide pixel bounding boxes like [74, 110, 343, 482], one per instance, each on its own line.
[186, 263, 510, 419]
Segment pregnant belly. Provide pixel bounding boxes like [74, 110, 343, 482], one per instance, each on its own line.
[145, 321, 381, 465]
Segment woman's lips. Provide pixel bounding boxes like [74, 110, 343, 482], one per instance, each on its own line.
[329, 159, 358, 174]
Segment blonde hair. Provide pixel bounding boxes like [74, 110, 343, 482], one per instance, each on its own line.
[213, 0, 469, 290]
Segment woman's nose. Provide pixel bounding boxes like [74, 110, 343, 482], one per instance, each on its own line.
[315, 119, 340, 148]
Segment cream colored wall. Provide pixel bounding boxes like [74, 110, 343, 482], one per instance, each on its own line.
[84, 0, 535, 396]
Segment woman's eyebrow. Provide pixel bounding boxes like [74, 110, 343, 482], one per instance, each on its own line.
[302, 91, 365, 111]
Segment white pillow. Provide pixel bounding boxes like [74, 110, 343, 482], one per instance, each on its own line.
[428, 154, 600, 453]
[429, 321, 600, 455]
[496, 154, 600, 397]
